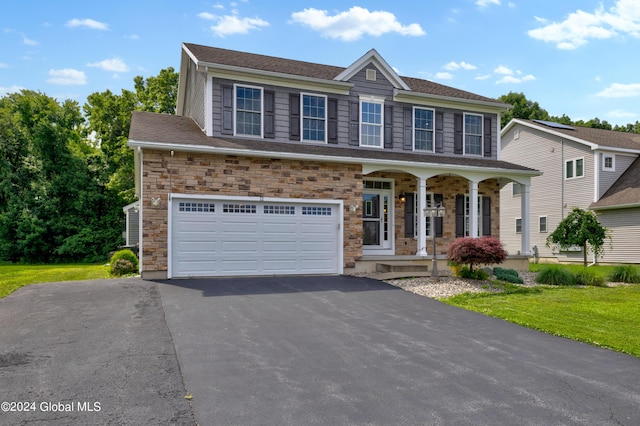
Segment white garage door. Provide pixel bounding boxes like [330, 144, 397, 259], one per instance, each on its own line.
[170, 197, 342, 277]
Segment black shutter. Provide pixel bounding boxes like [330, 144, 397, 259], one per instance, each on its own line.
[222, 85, 233, 135]
[454, 113, 463, 154]
[264, 90, 275, 139]
[484, 116, 492, 157]
[435, 111, 444, 153]
[384, 105, 393, 149]
[349, 101, 359, 146]
[434, 194, 444, 237]
[328, 98, 338, 144]
[404, 193, 415, 238]
[482, 197, 492, 236]
[403, 107, 413, 150]
[455, 194, 465, 237]
[289, 94, 300, 141]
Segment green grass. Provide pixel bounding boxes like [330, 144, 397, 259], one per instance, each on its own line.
[0, 264, 111, 299]
[444, 283, 640, 357]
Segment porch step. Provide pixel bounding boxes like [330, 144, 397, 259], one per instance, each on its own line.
[376, 262, 430, 273]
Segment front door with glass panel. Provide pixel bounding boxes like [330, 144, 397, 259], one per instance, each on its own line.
[362, 180, 393, 254]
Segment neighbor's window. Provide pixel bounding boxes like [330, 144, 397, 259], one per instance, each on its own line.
[515, 218, 522, 234]
[603, 154, 615, 171]
[302, 94, 326, 142]
[565, 157, 584, 179]
[512, 182, 522, 196]
[235, 85, 262, 137]
[360, 99, 383, 147]
[414, 107, 434, 152]
[464, 113, 483, 156]
[539, 216, 548, 233]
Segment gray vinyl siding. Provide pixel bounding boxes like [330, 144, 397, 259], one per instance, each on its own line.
[205, 64, 499, 159]
[500, 126, 594, 258]
[183, 59, 206, 129]
[598, 208, 640, 264]
[598, 153, 638, 198]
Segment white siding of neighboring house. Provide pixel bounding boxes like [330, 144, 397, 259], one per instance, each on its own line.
[501, 125, 594, 260]
[597, 208, 640, 263]
[597, 152, 637, 199]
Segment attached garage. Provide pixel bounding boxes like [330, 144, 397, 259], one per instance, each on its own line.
[169, 195, 343, 278]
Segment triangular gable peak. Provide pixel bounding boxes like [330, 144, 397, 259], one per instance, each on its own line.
[334, 48, 410, 91]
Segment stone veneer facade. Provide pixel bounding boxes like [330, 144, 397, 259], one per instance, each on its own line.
[140, 149, 502, 277]
[140, 149, 363, 276]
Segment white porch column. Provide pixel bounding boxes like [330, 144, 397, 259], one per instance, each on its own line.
[520, 183, 531, 255]
[417, 176, 428, 256]
[469, 180, 479, 238]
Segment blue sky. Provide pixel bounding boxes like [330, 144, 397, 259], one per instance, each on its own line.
[3, 0, 640, 126]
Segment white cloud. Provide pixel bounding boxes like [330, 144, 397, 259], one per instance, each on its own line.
[607, 109, 636, 119]
[443, 61, 477, 71]
[22, 35, 38, 46]
[0, 63, 8, 68]
[476, 0, 500, 8]
[198, 11, 269, 37]
[494, 65, 513, 75]
[87, 58, 130, 73]
[434, 72, 453, 80]
[0, 85, 25, 96]
[528, 0, 640, 49]
[496, 74, 536, 84]
[47, 68, 87, 85]
[290, 6, 425, 41]
[66, 18, 109, 30]
[124, 34, 139, 40]
[475, 74, 492, 80]
[595, 82, 640, 98]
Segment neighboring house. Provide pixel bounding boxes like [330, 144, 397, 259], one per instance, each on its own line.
[121, 201, 140, 250]
[127, 43, 539, 279]
[501, 119, 640, 264]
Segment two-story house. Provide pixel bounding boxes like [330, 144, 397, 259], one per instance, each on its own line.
[128, 43, 539, 279]
[500, 119, 640, 264]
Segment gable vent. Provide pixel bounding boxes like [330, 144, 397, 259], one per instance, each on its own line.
[366, 69, 377, 81]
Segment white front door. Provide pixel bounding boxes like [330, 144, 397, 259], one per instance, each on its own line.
[362, 180, 394, 255]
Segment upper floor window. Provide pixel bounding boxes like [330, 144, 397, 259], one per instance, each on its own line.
[302, 94, 327, 142]
[602, 154, 615, 171]
[565, 157, 584, 179]
[464, 113, 483, 156]
[414, 107, 434, 152]
[235, 85, 262, 137]
[360, 97, 383, 148]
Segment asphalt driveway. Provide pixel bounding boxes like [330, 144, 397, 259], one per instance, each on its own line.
[157, 275, 640, 425]
[2, 276, 639, 425]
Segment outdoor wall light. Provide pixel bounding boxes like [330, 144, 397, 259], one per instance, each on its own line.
[150, 197, 161, 207]
[349, 204, 359, 213]
[398, 192, 406, 202]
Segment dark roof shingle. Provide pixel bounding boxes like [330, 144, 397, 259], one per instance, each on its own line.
[591, 156, 640, 209]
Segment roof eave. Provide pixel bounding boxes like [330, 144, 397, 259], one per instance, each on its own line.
[591, 202, 640, 211]
[394, 89, 510, 113]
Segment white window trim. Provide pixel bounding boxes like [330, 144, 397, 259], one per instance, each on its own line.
[413, 192, 435, 239]
[539, 215, 548, 233]
[515, 217, 522, 234]
[233, 83, 263, 138]
[359, 95, 385, 149]
[602, 154, 615, 171]
[465, 194, 483, 237]
[300, 92, 328, 144]
[565, 156, 585, 180]
[463, 112, 484, 157]
[413, 106, 435, 153]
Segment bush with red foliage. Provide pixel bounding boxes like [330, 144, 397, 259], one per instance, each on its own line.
[446, 236, 508, 271]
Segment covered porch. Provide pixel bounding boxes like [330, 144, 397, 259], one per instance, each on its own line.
[348, 163, 536, 275]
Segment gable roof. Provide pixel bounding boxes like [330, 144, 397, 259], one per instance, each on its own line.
[591, 156, 640, 210]
[129, 111, 539, 176]
[503, 119, 640, 152]
[182, 43, 506, 107]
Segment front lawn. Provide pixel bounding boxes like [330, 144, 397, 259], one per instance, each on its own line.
[0, 264, 111, 299]
[443, 281, 640, 357]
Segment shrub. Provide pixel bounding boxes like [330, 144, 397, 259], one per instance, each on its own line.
[446, 236, 507, 271]
[494, 267, 524, 284]
[608, 265, 640, 284]
[458, 266, 489, 280]
[573, 269, 606, 287]
[109, 249, 138, 276]
[535, 266, 576, 286]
